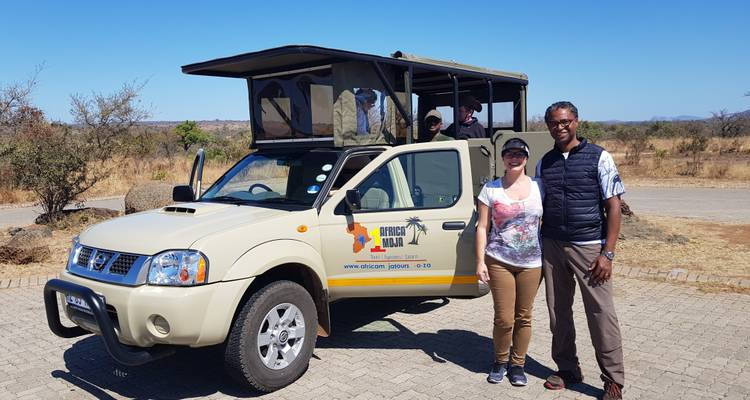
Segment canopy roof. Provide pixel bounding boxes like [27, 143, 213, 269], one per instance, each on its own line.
[181, 45, 528, 85]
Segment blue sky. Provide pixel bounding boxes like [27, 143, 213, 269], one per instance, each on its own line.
[2, 1, 749, 122]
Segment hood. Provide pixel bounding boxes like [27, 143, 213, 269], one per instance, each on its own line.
[79, 202, 289, 255]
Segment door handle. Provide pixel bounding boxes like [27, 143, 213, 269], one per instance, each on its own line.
[442, 221, 466, 230]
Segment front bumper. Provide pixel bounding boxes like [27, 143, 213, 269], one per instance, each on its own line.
[44, 272, 253, 365]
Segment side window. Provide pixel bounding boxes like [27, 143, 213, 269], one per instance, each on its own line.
[356, 150, 461, 211]
[330, 153, 380, 191]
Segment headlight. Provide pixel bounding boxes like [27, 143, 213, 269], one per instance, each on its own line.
[66, 236, 80, 270]
[147, 250, 208, 286]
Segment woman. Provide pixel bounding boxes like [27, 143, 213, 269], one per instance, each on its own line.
[476, 137, 543, 386]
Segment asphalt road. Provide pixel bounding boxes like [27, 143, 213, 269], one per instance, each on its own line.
[0, 187, 749, 229]
[621, 187, 750, 223]
[0, 198, 124, 229]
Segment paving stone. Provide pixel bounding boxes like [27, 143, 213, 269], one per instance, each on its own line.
[1, 277, 749, 399]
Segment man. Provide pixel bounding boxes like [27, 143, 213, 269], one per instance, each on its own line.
[536, 101, 625, 400]
[444, 95, 486, 139]
[355, 88, 377, 135]
[421, 109, 453, 142]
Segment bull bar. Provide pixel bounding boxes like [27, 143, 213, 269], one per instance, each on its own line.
[44, 278, 175, 366]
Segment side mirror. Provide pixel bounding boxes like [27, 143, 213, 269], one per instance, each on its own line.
[344, 189, 361, 212]
[172, 185, 195, 202]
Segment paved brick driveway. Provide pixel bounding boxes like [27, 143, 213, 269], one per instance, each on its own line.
[1, 277, 749, 399]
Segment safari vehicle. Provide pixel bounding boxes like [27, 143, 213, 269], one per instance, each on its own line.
[44, 45, 552, 392]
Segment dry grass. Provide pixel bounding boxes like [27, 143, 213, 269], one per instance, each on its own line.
[1, 156, 234, 206]
[599, 137, 750, 187]
[618, 215, 750, 278]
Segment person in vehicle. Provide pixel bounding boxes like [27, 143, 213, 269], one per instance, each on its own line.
[419, 109, 453, 142]
[475, 138, 543, 386]
[445, 95, 486, 139]
[355, 88, 377, 135]
[536, 101, 625, 400]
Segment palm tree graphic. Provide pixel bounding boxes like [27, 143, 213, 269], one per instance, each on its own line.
[415, 223, 428, 243]
[405, 216, 426, 245]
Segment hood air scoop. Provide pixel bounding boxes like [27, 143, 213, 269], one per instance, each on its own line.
[163, 206, 196, 214]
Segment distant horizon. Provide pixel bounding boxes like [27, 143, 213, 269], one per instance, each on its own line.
[3, 2, 749, 123]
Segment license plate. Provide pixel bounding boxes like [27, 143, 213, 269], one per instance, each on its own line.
[66, 294, 105, 314]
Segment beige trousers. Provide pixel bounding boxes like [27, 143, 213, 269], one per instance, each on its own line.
[485, 255, 542, 366]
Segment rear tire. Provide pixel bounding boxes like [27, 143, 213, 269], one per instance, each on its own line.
[224, 280, 318, 392]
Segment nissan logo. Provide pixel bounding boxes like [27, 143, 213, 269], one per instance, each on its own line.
[92, 253, 108, 271]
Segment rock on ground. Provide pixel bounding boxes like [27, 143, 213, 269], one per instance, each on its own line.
[124, 181, 174, 214]
[0, 224, 52, 264]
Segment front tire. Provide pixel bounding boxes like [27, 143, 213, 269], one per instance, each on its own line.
[224, 280, 318, 392]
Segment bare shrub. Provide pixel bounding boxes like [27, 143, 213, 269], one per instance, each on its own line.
[527, 115, 546, 131]
[614, 125, 650, 166]
[708, 163, 730, 179]
[676, 122, 709, 176]
[653, 149, 669, 170]
[70, 80, 151, 158]
[0, 65, 42, 131]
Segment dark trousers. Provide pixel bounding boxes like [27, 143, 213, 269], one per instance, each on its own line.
[542, 238, 625, 386]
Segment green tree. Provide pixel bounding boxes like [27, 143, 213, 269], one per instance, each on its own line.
[174, 120, 211, 151]
[11, 115, 104, 217]
[577, 120, 605, 143]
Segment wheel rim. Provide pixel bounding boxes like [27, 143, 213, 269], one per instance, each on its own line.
[256, 302, 306, 370]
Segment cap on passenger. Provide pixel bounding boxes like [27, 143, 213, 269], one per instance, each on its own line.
[501, 138, 530, 157]
[459, 95, 483, 112]
[424, 109, 442, 123]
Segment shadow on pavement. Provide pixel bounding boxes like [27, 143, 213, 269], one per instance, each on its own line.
[53, 336, 263, 399]
[51, 297, 601, 398]
[318, 297, 602, 397]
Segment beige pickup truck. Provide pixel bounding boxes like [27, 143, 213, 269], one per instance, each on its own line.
[44, 46, 552, 392]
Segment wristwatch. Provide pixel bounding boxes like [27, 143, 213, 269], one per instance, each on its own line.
[602, 251, 615, 261]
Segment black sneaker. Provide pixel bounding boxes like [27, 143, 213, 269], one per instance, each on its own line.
[487, 362, 508, 384]
[508, 364, 528, 386]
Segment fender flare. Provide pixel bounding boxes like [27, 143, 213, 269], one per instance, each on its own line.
[223, 239, 327, 285]
[223, 240, 331, 336]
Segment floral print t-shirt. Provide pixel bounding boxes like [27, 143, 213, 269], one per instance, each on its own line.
[478, 177, 544, 268]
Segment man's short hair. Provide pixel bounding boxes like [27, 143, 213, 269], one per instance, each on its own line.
[544, 101, 579, 122]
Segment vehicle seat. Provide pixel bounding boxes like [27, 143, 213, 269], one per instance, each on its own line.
[360, 187, 390, 209]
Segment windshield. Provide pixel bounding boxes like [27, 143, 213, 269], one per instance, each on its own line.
[201, 151, 341, 208]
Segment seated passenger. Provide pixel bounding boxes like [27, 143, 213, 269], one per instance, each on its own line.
[355, 88, 377, 135]
[445, 95, 486, 139]
[420, 109, 453, 142]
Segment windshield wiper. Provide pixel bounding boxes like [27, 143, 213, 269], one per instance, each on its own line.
[202, 196, 252, 205]
[253, 197, 307, 205]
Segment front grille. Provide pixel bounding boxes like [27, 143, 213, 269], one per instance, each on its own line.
[93, 251, 114, 271]
[77, 247, 93, 267]
[110, 254, 138, 275]
[69, 245, 146, 285]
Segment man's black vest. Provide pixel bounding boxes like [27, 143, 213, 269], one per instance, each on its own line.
[539, 138, 606, 242]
